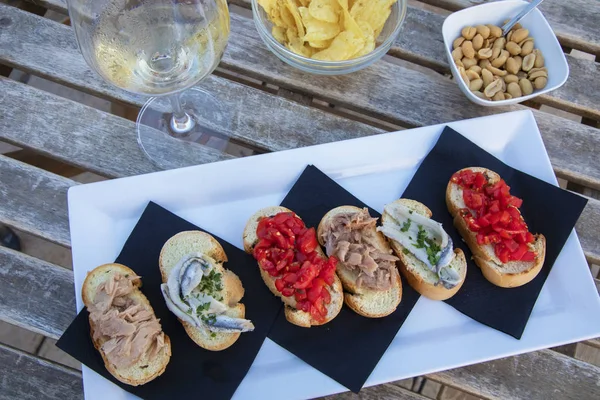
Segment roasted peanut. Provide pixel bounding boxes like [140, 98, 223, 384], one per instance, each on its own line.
[479, 59, 491, 69]
[506, 30, 513, 42]
[513, 55, 523, 69]
[452, 47, 463, 61]
[486, 64, 507, 76]
[491, 46, 502, 60]
[476, 25, 491, 39]
[504, 74, 519, 84]
[472, 91, 487, 99]
[483, 39, 491, 49]
[491, 52, 508, 68]
[517, 70, 528, 79]
[522, 53, 535, 71]
[455, 59, 464, 68]
[492, 91, 506, 101]
[493, 37, 506, 49]
[458, 66, 470, 85]
[462, 57, 478, 69]
[478, 48, 493, 59]
[484, 78, 504, 98]
[487, 24, 502, 38]
[504, 93, 513, 100]
[533, 49, 545, 67]
[453, 36, 466, 49]
[519, 78, 533, 95]
[468, 65, 482, 74]
[481, 68, 494, 87]
[534, 76, 547, 89]
[470, 78, 484, 91]
[506, 41, 521, 56]
[505, 57, 520, 75]
[472, 34, 484, 51]
[462, 26, 477, 40]
[466, 69, 480, 81]
[529, 70, 548, 80]
[511, 28, 529, 43]
[507, 82, 522, 98]
[462, 40, 475, 58]
[520, 40, 534, 56]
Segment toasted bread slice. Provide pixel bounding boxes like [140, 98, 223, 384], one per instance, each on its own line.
[159, 231, 246, 351]
[82, 263, 171, 386]
[317, 206, 402, 318]
[446, 167, 546, 288]
[243, 206, 343, 327]
[381, 199, 467, 300]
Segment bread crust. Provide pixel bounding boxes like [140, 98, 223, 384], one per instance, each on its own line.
[318, 205, 403, 317]
[158, 231, 247, 350]
[446, 167, 546, 288]
[82, 263, 171, 386]
[243, 207, 343, 327]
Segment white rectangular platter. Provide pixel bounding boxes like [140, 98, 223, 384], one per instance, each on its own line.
[68, 110, 600, 400]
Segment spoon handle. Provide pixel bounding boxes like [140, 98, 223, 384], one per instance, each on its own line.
[502, 0, 545, 35]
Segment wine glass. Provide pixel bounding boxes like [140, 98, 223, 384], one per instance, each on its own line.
[67, 0, 231, 169]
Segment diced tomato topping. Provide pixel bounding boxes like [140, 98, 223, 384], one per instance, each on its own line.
[453, 169, 536, 263]
[252, 212, 335, 322]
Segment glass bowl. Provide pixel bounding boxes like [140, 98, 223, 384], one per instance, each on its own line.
[251, 1, 407, 75]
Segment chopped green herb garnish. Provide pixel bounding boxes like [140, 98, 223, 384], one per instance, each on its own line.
[402, 248, 410, 255]
[409, 210, 414, 214]
[210, 332, 217, 338]
[400, 219, 412, 232]
[124, 274, 129, 278]
[201, 313, 217, 325]
[198, 269, 223, 296]
[412, 225, 442, 265]
[186, 308, 192, 315]
[196, 302, 210, 315]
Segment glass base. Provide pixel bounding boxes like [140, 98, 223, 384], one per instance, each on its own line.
[137, 87, 232, 170]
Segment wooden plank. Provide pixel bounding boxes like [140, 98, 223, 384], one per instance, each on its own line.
[576, 197, 600, 265]
[0, 5, 383, 156]
[0, 155, 73, 247]
[418, 0, 600, 57]
[39, 0, 600, 119]
[0, 77, 232, 177]
[0, 343, 82, 400]
[0, 246, 75, 340]
[429, 348, 600, 400]
[320, 384, 427, 399]
[596, 278, 600, 295]
[2, 5, 600, 192]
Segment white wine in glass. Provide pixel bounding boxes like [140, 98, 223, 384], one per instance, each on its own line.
[68, 0, 231, 169]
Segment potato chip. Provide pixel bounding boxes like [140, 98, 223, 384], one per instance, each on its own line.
[299, 6, 341, 42]
[309, 38, 333, 48]
[313, 30, 364, 61]
[258, 0, 277, 14]
[272, 26, 287, 43]
[308, 0, 340, 23]
[285, 0, 306, 38]
[258, 0, 397, 61]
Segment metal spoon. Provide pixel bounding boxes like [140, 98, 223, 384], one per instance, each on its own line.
[502, 0, 545, 36]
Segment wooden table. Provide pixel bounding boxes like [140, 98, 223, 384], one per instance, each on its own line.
[1, 0, 599, 399]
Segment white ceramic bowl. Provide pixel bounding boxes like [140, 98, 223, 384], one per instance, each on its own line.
[442, 0, 569, 106]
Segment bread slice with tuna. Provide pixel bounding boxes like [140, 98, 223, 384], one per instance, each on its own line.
[381, 199, 467, 300]
[446, 167, 546, 288]
[159, 231, 248, 351]
[82, 263, 172, 386]
[317, 206, 403, 318]
[243, 206, 343, 328]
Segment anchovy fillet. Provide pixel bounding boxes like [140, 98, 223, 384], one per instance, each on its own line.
[378, 203, 460, 288]
[208, 315, 255, 333]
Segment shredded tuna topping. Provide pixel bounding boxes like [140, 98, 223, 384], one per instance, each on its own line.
[88, 273, 165, 369]
[321, 208, 399, 291]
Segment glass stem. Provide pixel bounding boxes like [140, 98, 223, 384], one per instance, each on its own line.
[168, 94, 195, 136]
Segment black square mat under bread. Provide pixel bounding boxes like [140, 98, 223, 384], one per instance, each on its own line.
[268, 165, 421, 393]
[402, 126, 588, 339]
[57, 202, 282, 400]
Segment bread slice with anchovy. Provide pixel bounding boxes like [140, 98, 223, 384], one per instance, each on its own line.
[82, 264, 172, 386]
[381, 199, 467, 301]
[159, 231, 247, 351]
[446, 167, 546, 288]
[317, 206, 403, 318]
[243, 206, 343, 328]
